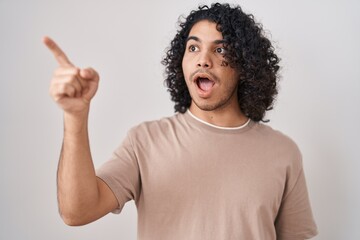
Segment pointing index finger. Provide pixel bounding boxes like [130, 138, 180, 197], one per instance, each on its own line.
[43, 36, 74, 67]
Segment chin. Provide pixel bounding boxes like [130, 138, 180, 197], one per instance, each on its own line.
[192, 99, 226, 112]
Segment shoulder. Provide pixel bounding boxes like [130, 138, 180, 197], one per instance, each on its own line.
[252, 122, 303, 167]
[127, 113, 184, 139]
[254, 122, 300, 151]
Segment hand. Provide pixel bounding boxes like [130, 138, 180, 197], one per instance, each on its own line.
[43, 36, 99, 114]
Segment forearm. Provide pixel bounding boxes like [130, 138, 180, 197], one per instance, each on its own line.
[57, 109, 100, 223]
[44, 37, 112, 225]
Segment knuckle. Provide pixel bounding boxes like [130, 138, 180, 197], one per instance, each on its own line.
[62, 75, 77, 85]
[59, 83, 70, 93]
[57, 84, 66, 92]
[68, 75, 77, 83]
[51, 76, 59, 84]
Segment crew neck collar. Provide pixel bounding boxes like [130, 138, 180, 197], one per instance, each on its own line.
[183, 110, 254, 133]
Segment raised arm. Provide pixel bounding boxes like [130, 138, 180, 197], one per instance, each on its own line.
[43, 37, 118, 226]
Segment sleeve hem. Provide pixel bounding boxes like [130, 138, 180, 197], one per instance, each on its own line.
[277, 228, 319, 239]
[96, 175, 128, 214]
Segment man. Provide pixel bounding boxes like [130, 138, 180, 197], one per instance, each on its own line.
[44, 3, 318, 239]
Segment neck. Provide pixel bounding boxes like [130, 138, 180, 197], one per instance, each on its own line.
[189, 103, 249, 128]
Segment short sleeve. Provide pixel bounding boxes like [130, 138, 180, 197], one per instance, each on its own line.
[96, 131, 141, 214]
[275, 167, 318, 239]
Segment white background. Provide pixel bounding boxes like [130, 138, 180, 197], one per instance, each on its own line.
[1, 0, 359, 239]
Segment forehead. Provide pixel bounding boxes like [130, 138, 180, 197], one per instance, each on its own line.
[188, 20, 223, 41]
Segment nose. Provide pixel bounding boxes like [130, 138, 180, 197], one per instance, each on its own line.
[197, 51, 212, 68]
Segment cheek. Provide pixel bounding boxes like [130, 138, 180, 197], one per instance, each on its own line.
[182, 57, 190, 81]
[224, 71, 239, 87]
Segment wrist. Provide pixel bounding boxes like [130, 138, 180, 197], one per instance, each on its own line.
[63, 108, 90, 135]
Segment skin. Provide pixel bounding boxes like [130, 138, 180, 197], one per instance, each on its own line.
[44, 20, 248, 226]
[43, 36, 118, 226]
[182, 20, 248, 127]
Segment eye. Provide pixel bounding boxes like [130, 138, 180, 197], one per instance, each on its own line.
[215, 47, 226, 54]
[188, 45, 199, 52]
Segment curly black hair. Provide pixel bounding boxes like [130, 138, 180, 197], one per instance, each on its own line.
[162, 3, 280, 122]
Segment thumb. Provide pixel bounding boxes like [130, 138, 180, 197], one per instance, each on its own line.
[80, 67, 98, 80]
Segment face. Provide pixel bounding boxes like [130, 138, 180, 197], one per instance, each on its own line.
[182, 20, 240, 113]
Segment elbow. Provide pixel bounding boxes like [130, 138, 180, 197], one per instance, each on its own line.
[59, 210, 89, 226]
[62, 217, 85, 227]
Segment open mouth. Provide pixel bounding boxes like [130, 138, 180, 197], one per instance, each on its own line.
[196, 77, 215, 92]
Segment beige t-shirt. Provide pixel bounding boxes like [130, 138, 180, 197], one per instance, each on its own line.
[96, 111, 318, 239]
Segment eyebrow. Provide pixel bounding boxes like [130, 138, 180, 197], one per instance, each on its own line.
[186, 36, 226, 45]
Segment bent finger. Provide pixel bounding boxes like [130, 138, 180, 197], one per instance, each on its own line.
[52, 75, 83, 96]
[51, 84, 77, 100]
